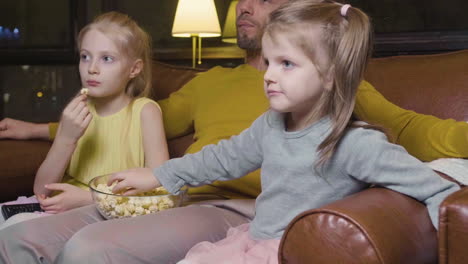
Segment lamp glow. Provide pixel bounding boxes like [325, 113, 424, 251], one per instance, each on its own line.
[172, 0, 221, 67]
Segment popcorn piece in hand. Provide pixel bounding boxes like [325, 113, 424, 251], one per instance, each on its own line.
[80, 87, 89, 95]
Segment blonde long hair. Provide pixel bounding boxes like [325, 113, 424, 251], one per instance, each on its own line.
[264, 0, 373, 166]
[77, 11, 152, 98]
[77, 11, 153, 167]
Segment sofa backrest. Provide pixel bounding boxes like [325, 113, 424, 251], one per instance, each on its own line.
[150, 50, 468, 157]
[364, 49, 468, 121]
[151, 50, 468, 123]
[150, 61, 205, 101]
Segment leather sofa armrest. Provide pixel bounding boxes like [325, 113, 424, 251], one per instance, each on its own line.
[279, 187, 438, 264]
[0, 140, 51, 202]
[439, 187, 468, 264]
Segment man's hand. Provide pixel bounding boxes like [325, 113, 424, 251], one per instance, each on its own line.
[0, 118, 50, 140]
[109, 168, 161, 196]
[37, 183, 93, 214]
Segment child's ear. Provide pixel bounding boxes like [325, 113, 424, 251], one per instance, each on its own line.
[323, 65, 335, 91]
[129, 59, 143, 79]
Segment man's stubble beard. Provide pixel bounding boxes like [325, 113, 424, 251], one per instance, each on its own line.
[237, 31, 262, 60]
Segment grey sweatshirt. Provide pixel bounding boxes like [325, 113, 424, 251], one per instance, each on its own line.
[155, 111, 459, 240]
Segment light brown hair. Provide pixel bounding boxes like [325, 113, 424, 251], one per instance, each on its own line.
[264, 0, 373, 166]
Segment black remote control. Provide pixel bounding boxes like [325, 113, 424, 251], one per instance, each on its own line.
[1, 203, 44, 220]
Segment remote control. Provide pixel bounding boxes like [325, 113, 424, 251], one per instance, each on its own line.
[1, 203, 44, 220]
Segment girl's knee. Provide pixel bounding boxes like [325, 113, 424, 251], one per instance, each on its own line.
[58, 231, 108, 263]
[0, 222, 37, 244]
[0, 226, 47, 263]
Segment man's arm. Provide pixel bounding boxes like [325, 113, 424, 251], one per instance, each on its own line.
[156, 74, 199, 140]
[354, 81, 468, 161]
[0, 118, 54, 140]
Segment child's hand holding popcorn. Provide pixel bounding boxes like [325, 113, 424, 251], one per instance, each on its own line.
[34, 92, 93, 199]
[109, 168, 161, 196]
[56, 93, 92, 145]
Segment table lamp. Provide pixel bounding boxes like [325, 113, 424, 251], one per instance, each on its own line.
[172, 0, 221, 68]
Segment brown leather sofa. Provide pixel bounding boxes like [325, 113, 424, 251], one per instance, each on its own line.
[1, 49, 468, 264]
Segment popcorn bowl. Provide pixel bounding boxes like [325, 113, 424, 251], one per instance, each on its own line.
[89, 174, 185, 219]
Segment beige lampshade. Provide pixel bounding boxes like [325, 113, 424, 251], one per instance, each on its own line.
[222, 0, 238, 43]
[172, 0, 221, 38]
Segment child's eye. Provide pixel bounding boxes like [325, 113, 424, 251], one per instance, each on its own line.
[80, 54, 90, 61]
[282, 60, 294, 69]
[102, 56, 114, 63]
[264, 59, 269, 66]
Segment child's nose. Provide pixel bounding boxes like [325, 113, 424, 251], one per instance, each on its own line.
[88, 60, 99, 74]
[264, 78, 276, 86]
[264, 69, 275, 85]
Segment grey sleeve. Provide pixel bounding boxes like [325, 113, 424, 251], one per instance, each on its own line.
[339, 128, 460, 229]
[154, 114, 266, 194]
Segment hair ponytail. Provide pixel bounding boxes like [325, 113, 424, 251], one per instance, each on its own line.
[315, 3, 373, 166]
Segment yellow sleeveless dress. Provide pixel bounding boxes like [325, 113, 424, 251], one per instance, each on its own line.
[64, 97, 160, 189]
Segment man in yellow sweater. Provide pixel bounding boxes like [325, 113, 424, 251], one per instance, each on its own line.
[0, 0, 468, 263]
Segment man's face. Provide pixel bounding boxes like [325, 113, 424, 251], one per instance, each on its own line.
[236, 0, 289, 51]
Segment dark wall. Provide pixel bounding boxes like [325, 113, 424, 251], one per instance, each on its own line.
[0, 0, 467, 122]
[351, 0, 468, 32]
[1, 0, 467, 64]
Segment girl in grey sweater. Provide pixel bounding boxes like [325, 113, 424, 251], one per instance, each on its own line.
[110, 1, 459, 263]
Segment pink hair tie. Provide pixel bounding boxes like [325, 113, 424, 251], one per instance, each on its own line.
[340, 4, 351, 17]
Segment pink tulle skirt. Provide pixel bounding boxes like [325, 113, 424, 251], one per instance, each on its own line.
[178, 223, 280, 264]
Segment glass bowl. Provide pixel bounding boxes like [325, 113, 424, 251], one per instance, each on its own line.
[89, 174, 185, 219]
